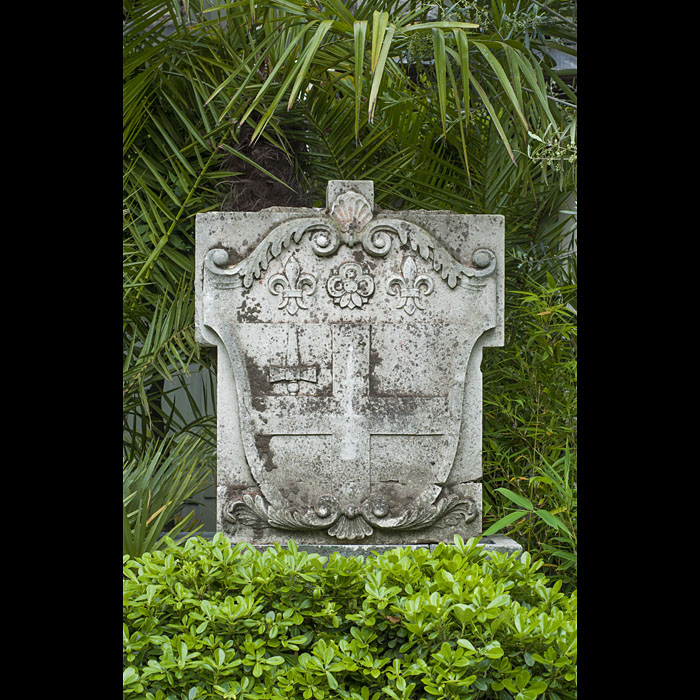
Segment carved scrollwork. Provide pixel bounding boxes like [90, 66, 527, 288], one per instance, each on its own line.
[460, 249, 496, 290]
[224, 491, 478, 541]
[367, 493, 478, 531]
[205, 218, 336, 289]
[356, 220, 497, 290]
[205, 248, 238, 277]
[471, 248, 497, 276]
[226, 493, 269, 527]
[204, 212, 496, 296]
[309, 225, 341, 257]
[361, 225, 393, 257]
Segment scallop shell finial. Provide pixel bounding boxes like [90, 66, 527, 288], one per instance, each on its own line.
[329, 191, 373, 238]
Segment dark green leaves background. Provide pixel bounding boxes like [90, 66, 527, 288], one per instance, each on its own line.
[123, 1, 576, 577]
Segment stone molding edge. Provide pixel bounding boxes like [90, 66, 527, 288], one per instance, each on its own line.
[204, 206, 496, 291]
[156, 532, 523, 556]
[224, 490, 478, 542]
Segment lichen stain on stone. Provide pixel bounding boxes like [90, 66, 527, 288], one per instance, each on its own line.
[375, 481, 424, 513]
[353, 330, 369, 352]
[351, 248, 365, 264]
[238, 294, 263, 323]
[225, 483, 260, 500]
[254, 435, 276, 471]
[281, 479, 302, 501]
[244, 357, 271, 412]
[368, 345, 383, 395]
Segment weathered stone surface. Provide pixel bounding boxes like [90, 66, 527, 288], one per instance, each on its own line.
[196, 181, 504, 545]
[167, 534, 522, 559]
[254, 535, 522, 559]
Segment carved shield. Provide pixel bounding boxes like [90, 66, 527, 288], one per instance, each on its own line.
[196, 183, 503, 544]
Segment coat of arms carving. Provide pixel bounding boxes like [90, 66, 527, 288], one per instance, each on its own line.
[195, 181, 504, 544]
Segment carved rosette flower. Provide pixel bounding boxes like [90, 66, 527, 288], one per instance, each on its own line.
[327, 262, 375, 309]
[387, 255, 434, 315]
[267, 253, 317, 315]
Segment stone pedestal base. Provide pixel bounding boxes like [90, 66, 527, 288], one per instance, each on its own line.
[167, 533, 523, 558]
[253, 535, 522, 558]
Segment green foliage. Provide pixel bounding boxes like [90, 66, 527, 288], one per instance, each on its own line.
[482, 271, 576, 587]
[123, 0, 577, 578]
[124, 535, 577, 699]
[123, 435, 215, 557]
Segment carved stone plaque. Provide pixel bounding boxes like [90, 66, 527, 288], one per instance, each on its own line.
[195, 181, 504, 544]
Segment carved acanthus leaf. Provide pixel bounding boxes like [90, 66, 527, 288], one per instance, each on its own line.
[206, 218, 334, 289]
[366, 220, 497, 289]
[226, 493, 269, 527]
[369, 493, 478, 530]
[224, 491, 477, 540]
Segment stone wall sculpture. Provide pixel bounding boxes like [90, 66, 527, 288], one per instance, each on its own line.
[195, 180, 504, 545]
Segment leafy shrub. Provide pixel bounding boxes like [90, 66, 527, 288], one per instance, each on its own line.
[123, 535, 577, 699]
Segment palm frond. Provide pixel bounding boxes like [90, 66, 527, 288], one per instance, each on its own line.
[123, 433, 214, 556]
[123, 0, 577, 558]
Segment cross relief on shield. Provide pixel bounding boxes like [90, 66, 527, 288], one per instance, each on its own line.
[196, 181, 504, 544]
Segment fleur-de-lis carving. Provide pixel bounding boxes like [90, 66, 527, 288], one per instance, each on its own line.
[387, 256, 434, 315]
[327, 262, 375, 309]
[267, 253, 317, 315]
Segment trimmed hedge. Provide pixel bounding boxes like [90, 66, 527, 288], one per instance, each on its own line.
[123, 535, 577, 699]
